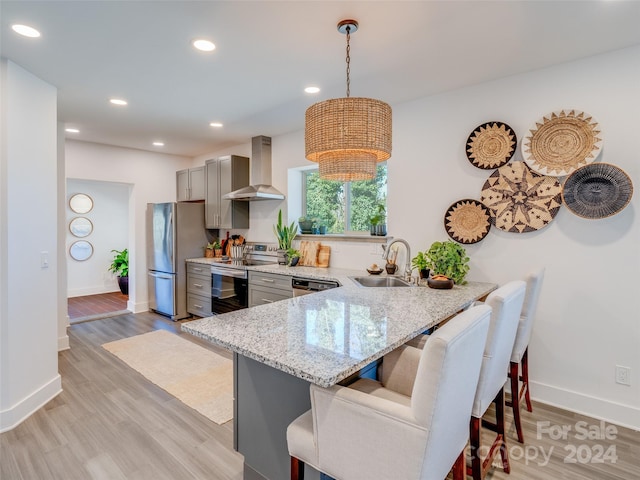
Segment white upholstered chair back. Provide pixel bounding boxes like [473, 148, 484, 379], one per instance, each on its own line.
[472, 281, 526, 418]
[511, 268, 545, 363]
[304, 305, 491, 480]
[411, 305, 491, 477]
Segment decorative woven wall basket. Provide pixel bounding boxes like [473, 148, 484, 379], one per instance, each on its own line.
[562, 163, 633, 219]
[480, 161, 563, 233]
[444, 199, 492, 244]
[522, 109, 603, 177]
[466, 121, 517, 170]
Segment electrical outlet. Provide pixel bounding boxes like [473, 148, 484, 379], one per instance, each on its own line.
[615, 365, 631, 386]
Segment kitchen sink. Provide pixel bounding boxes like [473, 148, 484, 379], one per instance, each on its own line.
[350, 276, 412, 288]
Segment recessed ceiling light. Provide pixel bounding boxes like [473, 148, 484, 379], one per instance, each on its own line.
[209, 122, 223, 128]
[193, 39, 216, 52]
[109, 98, 128, 106]
[153, 141, 165, 147]
[65, 128, 80, 133]
[305, 86, 320, 94]
[12, 24, 41, 38]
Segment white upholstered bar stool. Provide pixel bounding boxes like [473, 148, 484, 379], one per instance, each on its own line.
[468, 281, 526, 480]
[508, 267, 545, 443]
[286, 305, 492, 480]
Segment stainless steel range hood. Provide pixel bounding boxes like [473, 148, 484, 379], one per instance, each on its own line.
[223, 136, 285, 201]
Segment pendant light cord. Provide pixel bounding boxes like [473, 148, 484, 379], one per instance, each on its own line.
[345, 26, 351, 98]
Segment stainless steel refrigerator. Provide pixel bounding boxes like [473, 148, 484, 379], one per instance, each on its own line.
[146, 202, 207, 320]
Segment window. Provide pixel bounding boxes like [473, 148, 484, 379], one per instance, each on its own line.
[302, 164, 387, 234]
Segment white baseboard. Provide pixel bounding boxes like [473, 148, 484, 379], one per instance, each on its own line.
[129, 299, 148, 314]
[58, 334, 69, 351]
[531, 380, 640, 431]
[0, 374, 62, 433]
[68, 286, 119, 298]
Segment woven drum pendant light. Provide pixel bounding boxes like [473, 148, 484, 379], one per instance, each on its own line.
[305, 20, 392, 181]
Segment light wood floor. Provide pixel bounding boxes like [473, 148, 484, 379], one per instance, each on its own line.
[2, 311, 638, 479]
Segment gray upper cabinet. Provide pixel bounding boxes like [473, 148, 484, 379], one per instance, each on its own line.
[176, 166, 205, 202]
[205, 155, 250, 229]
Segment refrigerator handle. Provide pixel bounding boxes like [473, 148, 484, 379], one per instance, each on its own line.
[149, 271, 173, 280]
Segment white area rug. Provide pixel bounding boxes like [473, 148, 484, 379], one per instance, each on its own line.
[102, 329, 233, 425]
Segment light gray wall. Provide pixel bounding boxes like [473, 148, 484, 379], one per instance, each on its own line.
[0, 60, 62, 432]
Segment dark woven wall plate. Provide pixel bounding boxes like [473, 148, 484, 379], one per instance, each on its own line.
[466, 121, 517, 170]
[444, 199, 491, 244]
[562, 163, 633, 219]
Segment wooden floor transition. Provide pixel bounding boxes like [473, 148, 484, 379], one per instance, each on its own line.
[1, 311, 638, 480]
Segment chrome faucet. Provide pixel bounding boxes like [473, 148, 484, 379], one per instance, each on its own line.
[383, 238, 412, 281]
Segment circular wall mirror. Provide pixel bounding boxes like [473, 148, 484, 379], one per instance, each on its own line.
[69, 240, 93, 261]
[69, 217, 93, 238]
[69, 193, 94, 214]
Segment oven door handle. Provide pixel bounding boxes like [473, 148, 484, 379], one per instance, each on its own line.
[211, 266, 248, 279]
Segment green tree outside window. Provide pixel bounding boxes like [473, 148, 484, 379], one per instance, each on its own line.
[303, 164, 387, 234]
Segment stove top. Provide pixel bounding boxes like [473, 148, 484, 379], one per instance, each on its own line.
[210, 242, 279, 270]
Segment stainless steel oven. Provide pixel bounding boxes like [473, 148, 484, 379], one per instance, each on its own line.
[211, 265, 248, 314]
[210, 242, 279, 314]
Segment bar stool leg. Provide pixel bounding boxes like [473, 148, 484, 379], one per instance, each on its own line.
[510, 360, 524, 443]
[522, 348, 532, 412]
[291, 456, 305, 480]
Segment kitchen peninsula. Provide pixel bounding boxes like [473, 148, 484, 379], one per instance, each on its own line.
[183, 267, 496, 480]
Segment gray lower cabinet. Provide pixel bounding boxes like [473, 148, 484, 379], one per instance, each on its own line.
[186, 263, 212, 317]
[205, 155, 250, 229]
[248, 271, 293, 307]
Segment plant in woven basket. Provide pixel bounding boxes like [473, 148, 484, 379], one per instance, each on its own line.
[424, 241, 470, 285]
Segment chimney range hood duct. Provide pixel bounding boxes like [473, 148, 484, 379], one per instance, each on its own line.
[223, 136, 285, 201]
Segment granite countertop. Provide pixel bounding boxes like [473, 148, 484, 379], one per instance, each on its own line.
[182, 259, 496, 387]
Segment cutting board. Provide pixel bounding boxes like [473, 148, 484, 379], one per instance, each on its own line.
[317, 245, 330, 268]
[299, 240, 320, 266]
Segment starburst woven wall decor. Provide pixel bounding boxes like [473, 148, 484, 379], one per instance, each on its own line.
[522, 110, 602, 177]
[466, 121, 517, 170]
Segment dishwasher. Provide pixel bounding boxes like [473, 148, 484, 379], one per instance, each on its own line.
[291, 277, 340, 297]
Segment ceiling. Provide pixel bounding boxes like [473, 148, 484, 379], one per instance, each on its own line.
[2, 1, 640, 158]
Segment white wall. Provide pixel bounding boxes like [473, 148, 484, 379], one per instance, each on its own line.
[205, 46, 640, 429]
[65, 141, 192, 313]
[66, 179, 129, 297]
[385, 45, 640, 429]
[0, 60, 62, 432]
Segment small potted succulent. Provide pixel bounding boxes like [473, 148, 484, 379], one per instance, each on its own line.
[369, 203, 387, 236]
[298, 216, 314, 234]
[286, 247, 301, 267]
[411, 251, 430, 279]
[205, 242, 215, 258]
[212, 240, 222, 257]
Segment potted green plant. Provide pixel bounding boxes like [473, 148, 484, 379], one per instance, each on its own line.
[108, 248, 129, 295]
[411, 251, 431, 279]
[298, 216, 314, 234]
[286, 247, 301, 267]
[369, 203, 387, 236]
[424, 240, 470, 285]
[273, 209, 298, 264]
